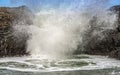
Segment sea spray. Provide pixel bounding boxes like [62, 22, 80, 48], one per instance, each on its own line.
[27, 12, 116, 58]
[27, 10, 87, 58]
[12, 0, 117, 58]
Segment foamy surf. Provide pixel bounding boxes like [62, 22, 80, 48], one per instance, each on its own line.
[0, 55, 120, 72]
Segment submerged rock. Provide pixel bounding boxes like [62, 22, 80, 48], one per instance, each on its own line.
[0, 6, 33, 57]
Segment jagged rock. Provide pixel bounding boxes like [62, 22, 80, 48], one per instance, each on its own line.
[108, 5, 120, 59]
[109, 47, 120, 59]
[82, 16, 116, 55]
[83, 5, 120, 59]
[0, 6, 33, 57]
[110, 5, 120, 32]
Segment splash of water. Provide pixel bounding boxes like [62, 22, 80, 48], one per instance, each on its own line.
[13, 0, 116, 58]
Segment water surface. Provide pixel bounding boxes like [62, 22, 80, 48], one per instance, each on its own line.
[0, 55, 120, 75]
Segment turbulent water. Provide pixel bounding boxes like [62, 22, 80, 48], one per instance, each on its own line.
[24, 0, 116, 58]
[1, 0, 120, 75]
[0, 55, 120, 75]
[14, 7, 116, 58]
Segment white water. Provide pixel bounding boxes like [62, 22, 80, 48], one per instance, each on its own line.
[0, 55, 120, 72]
[25, 9, 116, 58]
[11, 0, 117, 58]
[9, 0, 120, 73]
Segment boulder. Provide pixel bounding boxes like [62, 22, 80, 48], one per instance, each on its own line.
[0, 6, 33, 57]
[82, 5, 120, 59]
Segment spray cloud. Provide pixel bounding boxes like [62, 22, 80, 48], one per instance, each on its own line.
[12, 0, 116, 58]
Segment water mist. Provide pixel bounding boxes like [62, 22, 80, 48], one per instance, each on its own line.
[12, 0, 117, 58]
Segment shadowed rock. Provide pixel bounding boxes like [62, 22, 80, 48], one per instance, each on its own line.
[108, 5, 120, 59]
[81, 5, 120, 59]
[0, 6, 33, 57]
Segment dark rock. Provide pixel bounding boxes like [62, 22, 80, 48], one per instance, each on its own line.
[0, 6, 33, 57]
[108, 5, 120, 59]
[110, 5, 120, 13]
[110, 5, 120, 32]
[82, 5, 120, 59]
[82, 16, 116, 55]
[109, 47, 120, 59]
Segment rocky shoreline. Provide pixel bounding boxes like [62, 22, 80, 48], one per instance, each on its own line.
[0, 5, 120, 59]
[0, 6, 33, 57]
[83, 5, 120, 59]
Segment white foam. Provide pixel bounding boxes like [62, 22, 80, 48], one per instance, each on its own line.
[0, 55, 120, 72]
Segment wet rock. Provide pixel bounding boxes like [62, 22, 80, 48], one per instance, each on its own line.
[83, 5, 120, 59]
[82, 16, 116, 55]
[110, 5, 120, 32]
[108, 5, 120, 59]
[0, 6, 33, 57]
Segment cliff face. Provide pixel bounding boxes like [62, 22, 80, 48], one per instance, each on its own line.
[0, 6, 33, 57]
[83, 5, 120, 59]
[109, 5, 120, 59]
